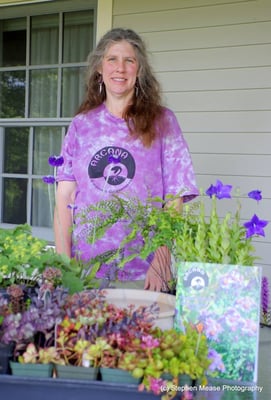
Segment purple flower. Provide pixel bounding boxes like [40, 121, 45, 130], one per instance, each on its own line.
[203, 318, 223, 341]
[108, 155, 121, 164]
[207, 348, 225, 372]
[261, 276, 269, 315]
[234, 296, 256, 311]
[224, 308, 242, 331]
[148, 377, 164, 395]
[48, 155, 64, 167]
[42, 175, 55, 184]
[248, 190, 262, 202]
[141, 335, 160, 349]
[243, 214, 268, 238]
[205, 180, 232, 199]
[241, 319, 258, 336]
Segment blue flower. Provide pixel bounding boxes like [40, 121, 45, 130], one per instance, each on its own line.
[248, 190, 262, 202]
[243, 214, 268, 238]
[48, 155, 64, 167]
[205, 179, 232, 199]
[42, 175, 55, 184]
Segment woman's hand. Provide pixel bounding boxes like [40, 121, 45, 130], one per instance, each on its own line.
[144, 197, 183, 291]
[144, 245, 172, 291]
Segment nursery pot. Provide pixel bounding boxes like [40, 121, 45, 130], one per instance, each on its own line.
[100, 367, 140, 384]
[101, 288, 176, 330]
[56, 364, 99, 380]
[162, 372, 195, 387]
[0, 343, 14, 375]
[9, 361, 54, 378]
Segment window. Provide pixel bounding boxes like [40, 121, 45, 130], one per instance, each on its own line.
[0, 1, 95, 241]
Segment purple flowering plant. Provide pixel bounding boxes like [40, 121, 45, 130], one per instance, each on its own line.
[42, 155, 64, 186]
[172, 179, 269, 267]
[41, 155, 88, 293]
[0, 269, 69, 359]
[42, 155, 64, 222]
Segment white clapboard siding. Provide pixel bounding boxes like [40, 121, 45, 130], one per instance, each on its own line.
[178, 111, 271, 133]
[143, 21, 271, 51]
[164, 89, 271, 112]
[113, 0, 261, 15]
[157, 67, 271, 92]
[114, 1, 270, 30]
[192, 154, 271, 177]
[151, 45, 271, 71]
[188, 133, 271, 155]
[113, 0, 271, 278]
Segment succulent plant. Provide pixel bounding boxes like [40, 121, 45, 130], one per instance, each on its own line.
[0, 274, 69, 358]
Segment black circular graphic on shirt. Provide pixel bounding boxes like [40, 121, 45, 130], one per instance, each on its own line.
[88, 146, 136, 192]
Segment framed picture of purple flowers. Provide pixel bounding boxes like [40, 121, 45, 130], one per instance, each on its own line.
[175, 262, 262, 383]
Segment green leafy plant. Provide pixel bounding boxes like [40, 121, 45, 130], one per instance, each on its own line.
[0, 223, 85, 293]
[77, 180, 268, 291]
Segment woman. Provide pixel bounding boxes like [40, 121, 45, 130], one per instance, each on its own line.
[54, 28, 198, 291]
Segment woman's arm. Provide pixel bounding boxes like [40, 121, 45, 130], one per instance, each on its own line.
[54, 180, 77, 257]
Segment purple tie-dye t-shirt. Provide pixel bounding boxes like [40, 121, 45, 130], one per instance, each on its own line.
[57, 103, 198, 281]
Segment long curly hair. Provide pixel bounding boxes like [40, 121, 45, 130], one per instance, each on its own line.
[77, 28, 164, 147]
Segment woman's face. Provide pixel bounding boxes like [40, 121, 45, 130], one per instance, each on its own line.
[99, 40, 139, 101]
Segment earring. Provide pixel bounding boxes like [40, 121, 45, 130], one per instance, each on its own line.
[135, 77, 139, 97]
[98, 74, 103, 95]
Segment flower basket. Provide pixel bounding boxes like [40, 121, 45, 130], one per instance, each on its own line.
[9, 361, 54, 378]
[56, 364, 99, 380]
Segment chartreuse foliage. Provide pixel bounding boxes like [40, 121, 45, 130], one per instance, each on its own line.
[0, 224, 84, 293]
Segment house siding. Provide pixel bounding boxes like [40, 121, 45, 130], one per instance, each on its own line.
[112, 0, 271, 278]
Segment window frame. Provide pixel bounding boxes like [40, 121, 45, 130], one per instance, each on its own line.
[0, 0, 98, 241]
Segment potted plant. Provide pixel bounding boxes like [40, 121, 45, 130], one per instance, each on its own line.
[54, 332, 104, 380]
[9, 342, 60, 377]
[98, 327, 149, 385]
[97, 322, 223, 397]
[0, 223, 86, 294]
[75, 180, 267, 388]
[136, 325, 224, 399]
[77, 179, 268, 291]
[0, 283, 30, 374]
[50, 289, 157, 381]
[0, 271, 68, 363]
